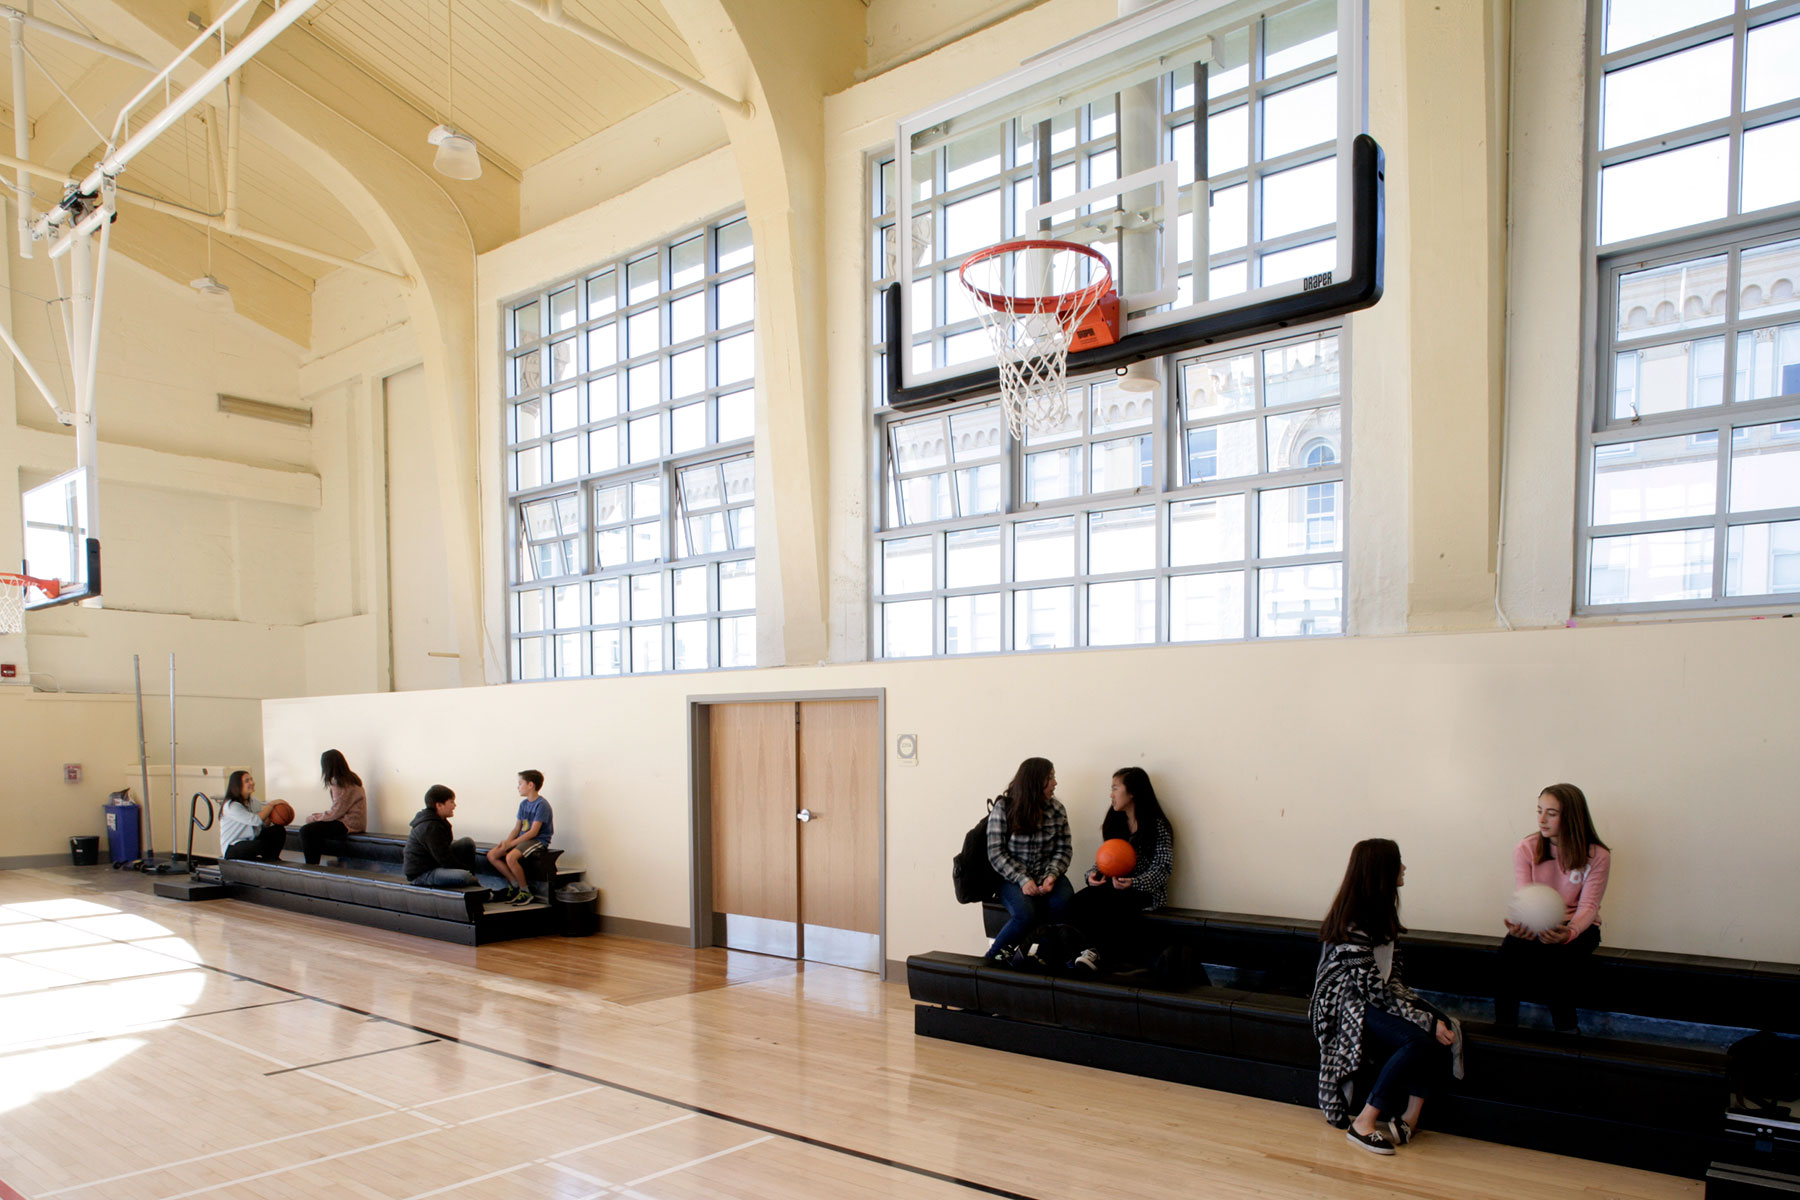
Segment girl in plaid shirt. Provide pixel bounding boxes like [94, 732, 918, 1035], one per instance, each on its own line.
[985, 757, 1073, 960]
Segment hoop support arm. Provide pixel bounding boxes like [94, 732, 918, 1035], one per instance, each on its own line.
[886, 133, 1386, 413]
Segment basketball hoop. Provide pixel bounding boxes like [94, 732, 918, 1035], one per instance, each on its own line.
[960, 239, 1120, 438]
[0, 572, 59, 634]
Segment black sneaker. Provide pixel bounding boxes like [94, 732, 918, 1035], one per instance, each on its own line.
[509, 888, 533, 906]
[987, 944, 1020, 967]
[1069, 948, 1100, 973]
[1386, 1117, 1412, 1146]
[1345, 1126, 1396, 1155]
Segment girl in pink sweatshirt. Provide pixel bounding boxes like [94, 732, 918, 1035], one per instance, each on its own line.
[1495, 783, 1611, 1032]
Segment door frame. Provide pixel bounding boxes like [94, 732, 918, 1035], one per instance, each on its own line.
[687, 688, 887, 978]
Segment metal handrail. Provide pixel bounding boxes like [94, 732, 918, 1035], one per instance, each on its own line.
[186, 792, 214, 876]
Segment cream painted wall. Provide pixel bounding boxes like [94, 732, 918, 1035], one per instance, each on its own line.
[384, 364, 463, 691]
[0, 691, 137, 858]
[11, 255, 309, 466]
[1, 221, 364, 851]
[266, 618, 1800, 963]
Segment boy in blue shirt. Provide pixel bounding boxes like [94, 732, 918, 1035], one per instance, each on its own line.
[487, 769, 554, 905]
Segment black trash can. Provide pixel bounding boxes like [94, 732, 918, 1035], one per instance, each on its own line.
[69, 836, 100, 866]
[554, 883, 599, 937]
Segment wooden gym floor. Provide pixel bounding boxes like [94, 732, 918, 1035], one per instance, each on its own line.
[0, 866, 1696, 1200]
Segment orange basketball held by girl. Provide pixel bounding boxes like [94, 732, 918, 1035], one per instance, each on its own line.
[1495, 784, 1612, 1033]
[1063, 767, 1174, 974]
[218, 770, 291, 863]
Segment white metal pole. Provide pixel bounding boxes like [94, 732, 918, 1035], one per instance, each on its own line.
[10, 15, 30, 258]
[70, 232, 99, 542]
[0, 318, 71, 423]
[0, 5, 152, 69]
[166, 652, 176, 864]
[133, 655, 151, 856]
[224, 73, 241, 232]
[518, 0, 751, 116]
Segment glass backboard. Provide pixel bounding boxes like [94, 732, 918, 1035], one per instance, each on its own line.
[881, 0, 1379, 409]
[22, 467, 100, 608]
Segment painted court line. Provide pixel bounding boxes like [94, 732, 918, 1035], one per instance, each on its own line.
[404, 1113, 697, 1200]
[38, 1071, 574, 1198]
[176, 1021, 451, 1126]
[411, 1071, 558, 1107]
[155, 1127, 441, 1200]
[621, 1133, 773, 1187]
[25, 899, 1044, 1200]
[264, 1037, 441, 1075]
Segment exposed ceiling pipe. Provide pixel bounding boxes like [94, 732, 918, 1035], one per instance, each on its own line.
[224, 72, 242, 232]
[121, 191, 413, 284]
[40, 0, 319, 231]
[10, 13, 29, 258]
[204, 110, 225, 210]
[0, 314, 74, 424]
[513, 0, 753, 117]
[0, 147, 410, 284]
[0, 4, 153, 70]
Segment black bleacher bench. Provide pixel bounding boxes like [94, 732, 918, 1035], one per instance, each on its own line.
[904, 902, 1800, 1178]
[207, 830, 590, 945]
[280, 827, 582, 895]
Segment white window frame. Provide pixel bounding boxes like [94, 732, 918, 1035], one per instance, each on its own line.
[1579, 0, 1800, 614]
[504, 214, 758, 679]
[870, 326, 1349, 658]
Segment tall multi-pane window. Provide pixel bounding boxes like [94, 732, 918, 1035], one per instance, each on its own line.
[873, 330, 1346, 657]
[868, 0, 1348, 655]
[1583, 1, 1800, 610]
[505, 215, 757, 679]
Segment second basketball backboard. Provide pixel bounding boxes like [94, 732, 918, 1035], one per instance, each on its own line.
[22, 468, 101, 609]
[879, 0, 1379, 409]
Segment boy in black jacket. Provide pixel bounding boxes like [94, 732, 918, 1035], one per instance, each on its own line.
[404, 785, 481, 889]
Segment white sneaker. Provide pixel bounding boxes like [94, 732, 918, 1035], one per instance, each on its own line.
[1070, 948, 1100, 973]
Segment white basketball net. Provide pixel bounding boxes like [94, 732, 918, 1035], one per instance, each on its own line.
[961, 242, 1111, 439]
[0, 578, 24, 636]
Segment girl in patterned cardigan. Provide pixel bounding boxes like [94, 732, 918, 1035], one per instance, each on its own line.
[1065, 766, 1174, 973]
[1310, 838, 1459, 1155]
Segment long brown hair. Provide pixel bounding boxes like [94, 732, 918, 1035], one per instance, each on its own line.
[1535, 783, 1608, 874]
[320, 749, 361, 789]
[1000, 757, 1055, 834]
[1320, 838, 1406, 945]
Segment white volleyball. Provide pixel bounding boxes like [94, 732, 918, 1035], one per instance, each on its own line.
[1507, 883, 1567, 935]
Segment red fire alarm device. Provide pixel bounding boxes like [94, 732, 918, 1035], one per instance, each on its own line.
[63, 763, 81, 783]
[0, 664, 15, 678]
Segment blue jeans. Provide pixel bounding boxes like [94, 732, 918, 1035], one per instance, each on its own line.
[410, 837, 479, 889]
[1361, 1005, 1449, 1117]
[989, 875, 1073, 955]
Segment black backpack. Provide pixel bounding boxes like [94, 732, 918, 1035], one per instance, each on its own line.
[952, 800, 1000, 904]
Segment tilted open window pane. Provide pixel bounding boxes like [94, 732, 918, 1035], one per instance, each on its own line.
[506, 215, 757, 676]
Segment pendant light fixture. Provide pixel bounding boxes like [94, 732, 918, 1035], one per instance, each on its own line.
[427, 1, 482, 180]
[189, 228, 234, 312]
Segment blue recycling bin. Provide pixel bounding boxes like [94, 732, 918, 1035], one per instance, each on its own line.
[103, 802, 141, 864]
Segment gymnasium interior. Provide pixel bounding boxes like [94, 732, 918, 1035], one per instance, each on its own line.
[0, 0, 1796, 1197]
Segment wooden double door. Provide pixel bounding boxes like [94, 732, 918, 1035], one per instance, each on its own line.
[706, 698, 881, 972]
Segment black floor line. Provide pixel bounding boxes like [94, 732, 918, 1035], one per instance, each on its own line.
[31, 900, 1044, 1200]
[265, 1038, 442, 1076]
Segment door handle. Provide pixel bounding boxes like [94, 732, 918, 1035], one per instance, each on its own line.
[796, 808, 816, 823]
